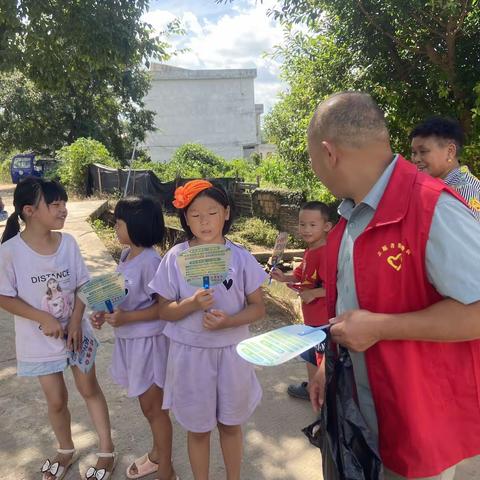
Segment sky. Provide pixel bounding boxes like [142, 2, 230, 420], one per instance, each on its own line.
[144, 0, 286, 113]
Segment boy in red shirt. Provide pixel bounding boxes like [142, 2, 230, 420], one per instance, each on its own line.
[271, 201, 333, 400]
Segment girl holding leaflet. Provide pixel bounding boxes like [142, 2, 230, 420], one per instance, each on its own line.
[90, 196, 178, 480]
[0, 177, 115, 480]
[150, 180, 267, 480]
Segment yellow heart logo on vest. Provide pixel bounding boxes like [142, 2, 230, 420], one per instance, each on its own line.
[387, 253, 402, 271]
[469, 197, 480, 212]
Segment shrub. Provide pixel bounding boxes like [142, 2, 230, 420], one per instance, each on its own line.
[56, 138, 119, 193]
[250, 152, 262, 166]
[222, 157, 260, 183]
[0, 150, 24, 183]
[165, 143, 228, 179]
[131, 159, 167, 178]
[463, 141, 480, 178]
[257, 154, 290, 188]
[230, 217, 279, 248]
[0, 157, 11, 183]
[307, 182, 337, 204]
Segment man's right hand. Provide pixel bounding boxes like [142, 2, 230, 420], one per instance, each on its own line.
[40, 315, 64, 339]
[310, 361, 326, 412]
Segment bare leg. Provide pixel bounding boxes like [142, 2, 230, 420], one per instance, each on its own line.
[306, 361, 319, 392]
[38, 372, 75, 480]
[127, 385, 176, 480]
[72, 365, 114, 471]
[188, 431, 211, 480]
[218, 423, 243, 480]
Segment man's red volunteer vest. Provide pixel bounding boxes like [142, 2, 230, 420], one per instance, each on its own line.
[325, 156, 480, 478]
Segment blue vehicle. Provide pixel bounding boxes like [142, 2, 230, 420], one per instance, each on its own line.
[10, 153, 57, 184]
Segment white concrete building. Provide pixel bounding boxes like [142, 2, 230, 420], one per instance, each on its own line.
[143, 64, 263, 163]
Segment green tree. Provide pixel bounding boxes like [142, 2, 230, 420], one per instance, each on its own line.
[269, 0, 480, 135]
[219, 0, 480, 176]
[56, 137, 119, 193]
[0, 71, 70, 154]
[0, 1, 177, 161]
[263, 34, 357, 196]
[222, 157, 261, 182]
[0, 0, 21, 71]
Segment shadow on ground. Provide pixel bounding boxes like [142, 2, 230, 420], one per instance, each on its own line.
[0, 196, 323, 480]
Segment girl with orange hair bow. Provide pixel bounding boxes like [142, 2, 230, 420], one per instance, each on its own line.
[149, 180, 268, 480]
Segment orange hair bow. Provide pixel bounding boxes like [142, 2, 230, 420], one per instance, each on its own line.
[173, 180, 213, 209]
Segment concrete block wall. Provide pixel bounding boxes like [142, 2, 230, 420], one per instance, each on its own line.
[252, 189, 305, 235]
[143, 64, 262, 163]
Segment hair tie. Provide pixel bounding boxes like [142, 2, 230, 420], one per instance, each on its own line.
[173, 180, 213, 209]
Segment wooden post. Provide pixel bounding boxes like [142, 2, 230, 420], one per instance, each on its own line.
[97, 167, 103, 194]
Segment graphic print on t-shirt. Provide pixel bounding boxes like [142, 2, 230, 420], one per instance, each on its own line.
[37, 270, 74, 321]
[300, 261, 322, 289]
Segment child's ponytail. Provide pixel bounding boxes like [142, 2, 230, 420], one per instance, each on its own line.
[0, 176, 68, 244]
[1, 211, 21, 243]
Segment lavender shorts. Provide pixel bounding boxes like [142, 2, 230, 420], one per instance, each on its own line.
[163, 341, 262, 433]
[110, 334, 169, 398]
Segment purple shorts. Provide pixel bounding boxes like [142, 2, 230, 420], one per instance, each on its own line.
[163, 341, 262, 433]
[110, 334, 169, 398]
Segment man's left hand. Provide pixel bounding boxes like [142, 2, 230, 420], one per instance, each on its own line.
[329, 309, 383, 352]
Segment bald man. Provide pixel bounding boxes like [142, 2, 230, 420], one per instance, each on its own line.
[307, 92, 480, 480]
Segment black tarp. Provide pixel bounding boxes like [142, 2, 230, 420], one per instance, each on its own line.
[88, 164, 239, 213]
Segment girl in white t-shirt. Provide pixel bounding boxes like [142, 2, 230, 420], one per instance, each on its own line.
[0, 177, 116, 480]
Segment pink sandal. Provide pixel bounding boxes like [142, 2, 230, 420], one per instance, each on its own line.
[126, 453, 158, 479]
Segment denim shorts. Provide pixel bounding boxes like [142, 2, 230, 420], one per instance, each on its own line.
[300, 347, 318, 366]
[17, 358, 68, 377]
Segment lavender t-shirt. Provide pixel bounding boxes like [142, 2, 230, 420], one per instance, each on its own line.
[0, 233, 90, 363]
[149, 240, 268, 348]
[115, 247, 166, 339]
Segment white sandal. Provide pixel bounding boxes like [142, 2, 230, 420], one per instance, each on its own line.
[41, 448, 77, 480]
[85, 452, 117, 480]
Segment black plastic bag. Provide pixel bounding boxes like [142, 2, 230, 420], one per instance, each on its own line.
[303, 346, 382, 480]
[302, 416, 323, 449]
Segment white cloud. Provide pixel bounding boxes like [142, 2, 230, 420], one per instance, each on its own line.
[143, 1, 286, 113]
[143, 9, 176, 32]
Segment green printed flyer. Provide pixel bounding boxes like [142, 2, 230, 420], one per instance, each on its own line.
[236, 325, 327, 366]
[78, 272, 126, 312]
[177, 244, 231, 287]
